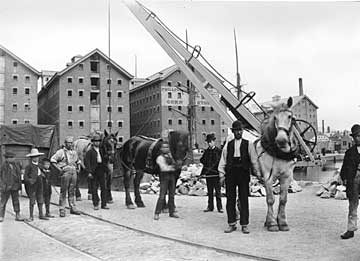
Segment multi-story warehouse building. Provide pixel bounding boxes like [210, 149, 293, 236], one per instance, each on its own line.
[38, 49, 133, 144]
[0, 45, 40, 125]
[130, 65, 224, 149]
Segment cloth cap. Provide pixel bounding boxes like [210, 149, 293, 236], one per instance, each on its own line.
[4, 151, 16, 158]
[41, 157, 51, 163]
[64, 136, 74, 143]
[350, 124, 360, 137]
[26, 148, 44, 157]
[205, 133, 216, 142]
[231, 120, 243, 131]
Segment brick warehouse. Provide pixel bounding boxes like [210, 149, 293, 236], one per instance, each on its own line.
[130, 65, 225, 149]
[38, 49, 133, 145]
[0, 45, 40, 125]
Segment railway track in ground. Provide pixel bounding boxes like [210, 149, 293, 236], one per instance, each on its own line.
[6, 196, 278, 261]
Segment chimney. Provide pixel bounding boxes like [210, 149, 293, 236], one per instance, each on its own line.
[298, 78, 304, 96]
[272, 95, 281, 102]
[322, 120, 325, 134]
[327, 126, 330, 133]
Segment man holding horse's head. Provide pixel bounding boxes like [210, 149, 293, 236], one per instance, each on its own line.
[218, 120, 258, 234]
[340, 124, 360, 239]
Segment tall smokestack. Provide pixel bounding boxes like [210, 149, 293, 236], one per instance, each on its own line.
[298, 78, 304, 96]
[322, 120, 325, 134]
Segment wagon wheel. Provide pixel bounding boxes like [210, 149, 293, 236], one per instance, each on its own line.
[294, 119, 317, 152]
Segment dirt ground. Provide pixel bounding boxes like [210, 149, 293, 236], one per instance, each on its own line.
[40, 182, 359, 261]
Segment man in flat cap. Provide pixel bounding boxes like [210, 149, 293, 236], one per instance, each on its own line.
[51, 136, 81, 217]
[340, 124, 360, 239]
[0, 151, 25, 222]
[200, 133, 223, 213]
[218, 120, 259, 234]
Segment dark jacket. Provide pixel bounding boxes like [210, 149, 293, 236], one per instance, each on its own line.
[200, 146, 222, 177]
[84, 146, 103, 175]
[340, 145, 360, 182]
[24, 163, 42, 186]
[0, 161, 22, 191]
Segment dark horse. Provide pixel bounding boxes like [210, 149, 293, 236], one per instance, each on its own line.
[254, 97, 299, 232]
[74, 130, 118, 201]
[116, 130, 189, 209]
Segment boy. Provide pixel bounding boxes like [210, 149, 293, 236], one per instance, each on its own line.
[41, 158, 54, 218]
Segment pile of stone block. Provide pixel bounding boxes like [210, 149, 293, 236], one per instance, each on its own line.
[139, 164, 303, 197]
[316, 170, 347, 200]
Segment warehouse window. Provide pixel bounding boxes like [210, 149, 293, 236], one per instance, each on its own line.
[79, 121, 84, 128]
[78, 90, 84, 97]
[67, 77, 73, 83]
[79, 105, 84, 112]
[202, 119, 206, 125]
[168, 92, 172, 99]
[167, 81, 172, 86]
[13, 75, 18, 81]
[67, 121, 73, 128]
[24, 119, 30, 124]
[118, 136, 123, 143]
[67, 90, 72, 97]
[107, 78, 112, 84]
[12, 119, 18, 125]
[117, 91, 123, 98]
[178, 119, 182, 125]
[13, 61, 18, 67]
[117, 79, 122, 85]
[107, 121, 113, 128]
[12, 88, 18, 95]
[107, 106, 112, 112]
[25, 88, 30, 95]
[107, 91, 111, 97]
[24, 103, 30, 111]
[168, 119, 172, 125]
[201, 107, 205, 112]
[211, 119, 215, 125]
[118, 121, 123, 128]
[12, 104, 18, 111]
[118, 106, 123, 113]
[25, 75, 30, 82]
[78, 77, 84, 84]
[67, 105, 72, 112]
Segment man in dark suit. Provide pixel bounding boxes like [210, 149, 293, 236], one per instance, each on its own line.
[340, 124, 360, 239]
[218, 120, 258, 234]
[24, 148, 49, 221]
[85, 135, 109, 210]
[0, 151, 25, 222]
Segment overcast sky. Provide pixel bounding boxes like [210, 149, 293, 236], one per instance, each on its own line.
[1, 0, 359, 131]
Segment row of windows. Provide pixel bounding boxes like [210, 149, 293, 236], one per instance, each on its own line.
[12, 103, 30, 111]
[67, 120, 124, 129]
[12, 74, 31, 82]
[11, 119, 30, 124]
[66, 105, 123, 113]
[67, 77, 122, 85]
[12, 87, 31, 95]
[167, 119, 216, 126]
[131, 92, 161, 107]
[67, 89, 123, 98]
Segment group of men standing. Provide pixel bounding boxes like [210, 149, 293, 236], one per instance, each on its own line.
[0, 134, 112, 222]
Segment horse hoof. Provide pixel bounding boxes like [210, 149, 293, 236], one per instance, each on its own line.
[127, 204, 136, 209]
[267, 225, 279, 232]
[279, 225, 290, 231]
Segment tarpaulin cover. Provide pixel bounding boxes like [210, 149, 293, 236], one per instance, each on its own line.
[0, 124, 56, 148]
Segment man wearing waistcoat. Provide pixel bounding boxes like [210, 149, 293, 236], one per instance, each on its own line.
[218, 120, 258, 234]
[340, 124, 360, 239]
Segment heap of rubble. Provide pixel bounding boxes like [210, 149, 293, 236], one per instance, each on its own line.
[140, 164, 303, 197]
[316, 170, 347, 200]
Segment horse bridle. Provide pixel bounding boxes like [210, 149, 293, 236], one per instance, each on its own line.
[274, 109, 294, 140]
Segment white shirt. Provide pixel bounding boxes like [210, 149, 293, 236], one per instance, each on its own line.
[32, 161, 41, 176]
[94, 147, 102, 163]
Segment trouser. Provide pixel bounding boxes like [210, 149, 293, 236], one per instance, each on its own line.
[105, 167, 113, 202]
[75, 171, 81, 199]
[206, 177, 222, 211]
[0, 190, 20, 217]
[346, 172, 360, 231]
[91, 165, 107, 207]
[27, 177, 44, 206]
[162, 170, 180, 210]
[155, 172, 176, 215]
[59, 170, 77, 211]
[42, 178, 52, 212]
[225, 167, 249, 226]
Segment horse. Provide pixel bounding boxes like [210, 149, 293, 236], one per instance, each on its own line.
[74, 130, 118, 201]
[254, 97, 299, 232]
[116, 130, 189, 209]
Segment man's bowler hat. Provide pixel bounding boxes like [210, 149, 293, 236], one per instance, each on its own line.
[350, 124, 360, 137]
[91, 134, 102, 142]
[205, 133, 216, 142]
[231, 120, 243, 131]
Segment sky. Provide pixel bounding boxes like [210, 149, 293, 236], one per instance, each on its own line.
[1, 0, 359, 132]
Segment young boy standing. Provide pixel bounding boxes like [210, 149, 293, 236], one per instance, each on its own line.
[41, 158, 54, 218]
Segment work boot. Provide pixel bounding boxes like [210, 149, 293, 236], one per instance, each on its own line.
[224, 225, 237, 233]
[15, 212, 25, 221]
[169, 213, 180, 218]
[76, 197, 82, 201]
[45, 205, 55, 218]
[341, 231, 354, 239]
[218, 209, 224, 213]
[0, 217, 4, 222]
[107, 199, 114, 204]
[59, 210, 66, 217]
[38, 204, 49, 220]
[203, 208, 213, 212]
[241, 225, 250, 234]
[154, 214, 160, 220]
[70, 209, 81, 215]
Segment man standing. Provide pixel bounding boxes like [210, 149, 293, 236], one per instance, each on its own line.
[340, 124, 360, 239]
[51, 136, 81, 217]
[200, 133, 223, 213]
[0, 151, 25, 222]
[84, 134, 109, 210]
[24, 148, 49, 221]
[218, 120, 258, 234]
